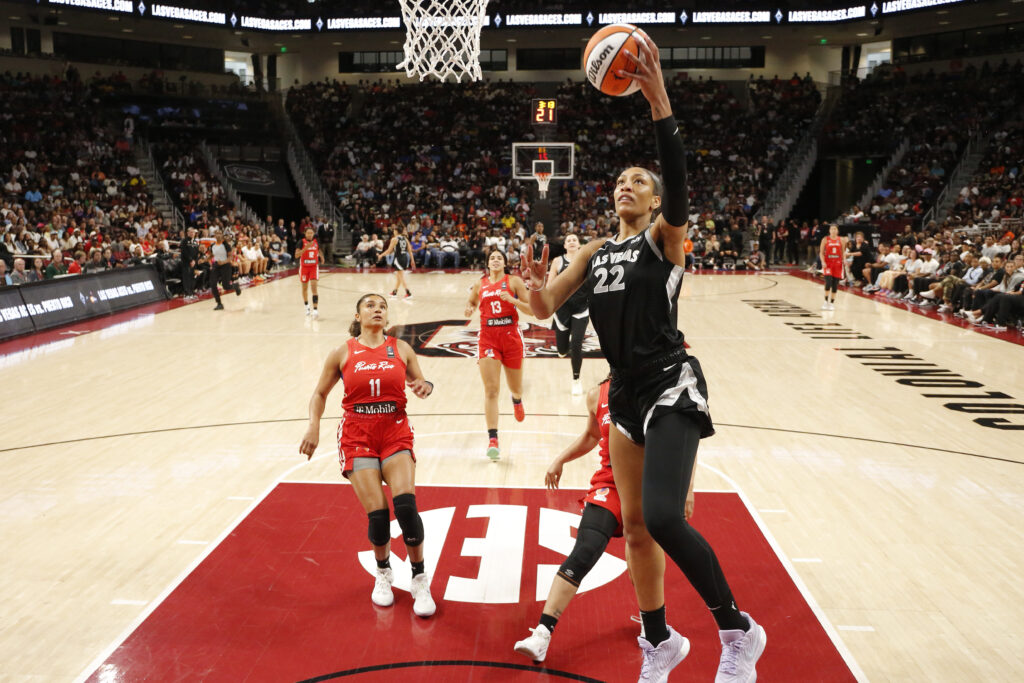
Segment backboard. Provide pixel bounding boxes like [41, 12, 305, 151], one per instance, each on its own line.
[512, 142, 574, 181]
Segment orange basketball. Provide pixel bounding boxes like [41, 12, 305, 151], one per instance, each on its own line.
[583, 23, 646, 97]
[684, 238, 693, 254]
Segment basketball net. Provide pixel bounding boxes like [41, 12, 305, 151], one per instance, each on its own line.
[396, 0, 489, 82]
[535, 172, 551, 199]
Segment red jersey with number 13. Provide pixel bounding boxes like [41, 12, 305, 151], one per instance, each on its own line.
[301, 238, 320, 267]
[341, 337, 407, 415]
[479, 274, 518, 325]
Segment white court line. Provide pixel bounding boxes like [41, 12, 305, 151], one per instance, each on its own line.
[175, 540, 209, 546]
[838, 625, 876, 632]
[109, 599, 147, 606]
[698, 462, 869, 683]
[73, 449, 335, 683]
[791, 557, 824, 563]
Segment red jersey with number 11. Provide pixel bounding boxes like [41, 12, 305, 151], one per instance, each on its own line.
[341, 337, 407, 415]
[479, 274, 518, 326]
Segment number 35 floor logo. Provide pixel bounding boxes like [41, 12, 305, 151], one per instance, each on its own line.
[86, 485, 856, 682]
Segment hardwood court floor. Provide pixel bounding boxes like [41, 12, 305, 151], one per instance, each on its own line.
[2, 269, 1022, 682]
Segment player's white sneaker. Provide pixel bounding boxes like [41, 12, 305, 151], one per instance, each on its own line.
[821, 301, 830, 310]
[371, 567, 394, 607]
[514, 624, 552, 663]
[410, 573, 435, 617]
[312, 309, 319, 319]
[571, 379, 582, 396]
[715, 612, 766, 683]
[305, 305, 311, 317]
[637, 626, 690, 682]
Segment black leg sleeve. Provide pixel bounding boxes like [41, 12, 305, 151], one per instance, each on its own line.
[642, 411, 737, 615]
[570, 315, 588, 379]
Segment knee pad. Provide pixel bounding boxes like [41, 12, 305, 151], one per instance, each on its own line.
[557, 525, 610, 587]
[367, 508, 391, 547]
[392, 493, 424, 547]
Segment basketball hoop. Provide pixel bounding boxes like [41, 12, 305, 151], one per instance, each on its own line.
[396, 0, 490, 82]
[535, 172, 552, 199]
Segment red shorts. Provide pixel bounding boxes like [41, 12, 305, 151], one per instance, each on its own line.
[300, 265, 319, 283]
[823, 261, 844, 279]
[337, 413, 415, 477]
[582, 478, 623, 537]
[478, 324, 524, 369]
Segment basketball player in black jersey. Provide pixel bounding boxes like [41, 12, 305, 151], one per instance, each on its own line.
[523, 29, 765, 683]
[547, 233, 590, 395]
[378, 223, 413, 300]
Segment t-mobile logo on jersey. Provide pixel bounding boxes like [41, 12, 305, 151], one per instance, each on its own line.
[356, 505, 627, 603]
[352, 360, 396, 372]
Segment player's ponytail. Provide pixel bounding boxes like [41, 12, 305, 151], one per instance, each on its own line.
[349, 319, 362, 337]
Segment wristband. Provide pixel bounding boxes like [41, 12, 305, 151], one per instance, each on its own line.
[528, 276, 547, 292]
[424, 380, 434, 395]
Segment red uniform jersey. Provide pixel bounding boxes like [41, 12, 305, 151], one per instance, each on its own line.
[479, 274, 518, 327]
[589, 382, 614, 490]
[823, 236, 844, 277]
[582, 381, 622, 535]
[340, 337, 407, 415]
[300, 238, 320, 267]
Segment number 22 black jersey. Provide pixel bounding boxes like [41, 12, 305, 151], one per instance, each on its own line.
[586, 228, 685, 370]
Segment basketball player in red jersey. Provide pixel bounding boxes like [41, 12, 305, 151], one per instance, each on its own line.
[463, 248, 533, 460]
[514, 377, 695, 664]
[819, 224, 847, 311]
[299, 293, 437, 617]
[297, 226, 324, 318]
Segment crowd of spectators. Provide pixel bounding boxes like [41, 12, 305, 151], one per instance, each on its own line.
[835, 224, 1024, 330]
[826, 60, 1024, 229]
[555, 72, 819, 236]
[288, 78, 539, 264]
[948, 120, 1024, 225]
[288, 73, 819, 269]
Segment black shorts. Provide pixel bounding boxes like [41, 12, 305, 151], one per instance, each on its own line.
[608, 351, 714, 445]
[393, 254, 411, 271]
[552, 305, 589, 331]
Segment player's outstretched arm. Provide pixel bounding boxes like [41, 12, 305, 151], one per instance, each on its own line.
[545, 386, 602, 489]
[299, 346, 345, 460]
[524, 241, 604, 319]
[398, 339, 434, 399]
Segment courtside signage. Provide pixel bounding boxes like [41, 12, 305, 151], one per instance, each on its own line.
[745, 299, 1024, 431]
[43, 0, 988, 30]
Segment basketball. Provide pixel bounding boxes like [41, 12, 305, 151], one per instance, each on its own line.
[583, 23, 646, 97]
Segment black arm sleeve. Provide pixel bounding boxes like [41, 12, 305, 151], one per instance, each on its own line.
[654, 115, 689, 227]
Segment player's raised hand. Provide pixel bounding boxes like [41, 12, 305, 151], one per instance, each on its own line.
[522, 243, 549, 290]
[619, 28, 670, 115]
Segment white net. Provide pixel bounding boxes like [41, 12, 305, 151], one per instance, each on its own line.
[535, 172, 551, 198]
[396, 0, 490, 82]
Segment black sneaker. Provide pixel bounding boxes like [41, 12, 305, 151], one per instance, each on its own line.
[234, 283, 241, 296]
[214, 303, 224, 310]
